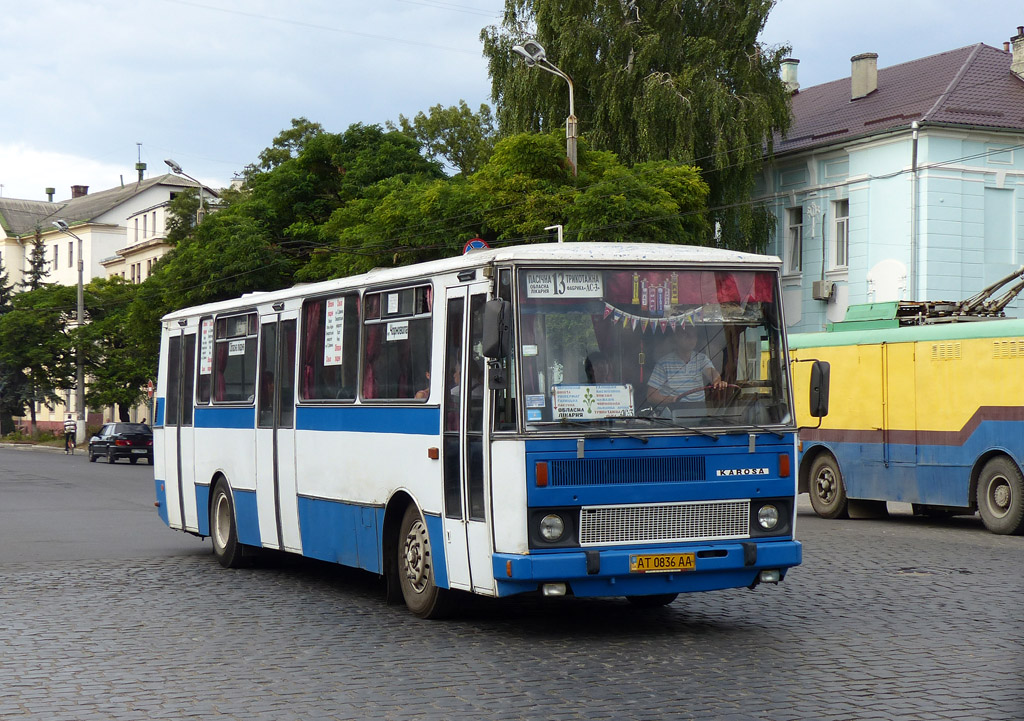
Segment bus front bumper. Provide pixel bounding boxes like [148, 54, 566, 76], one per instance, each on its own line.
[492, 539, 802, 598]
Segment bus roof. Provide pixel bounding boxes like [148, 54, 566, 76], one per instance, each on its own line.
[161, 242, 782, 322]
[789, 316, 1024, 348]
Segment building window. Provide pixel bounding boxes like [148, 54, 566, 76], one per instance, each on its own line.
[134, 218, 139, 242]
[142, 214, 147, 238]
[68, 242, 74, 268]
[152, 211, 157, 235]
[53, 244, 59, 269]
[785, 207, 803, 274]
[833, 199, 849, 268]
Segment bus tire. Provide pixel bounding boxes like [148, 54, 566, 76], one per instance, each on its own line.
[808, 453, 849, 519]
[977, 456, 1024, 535]
[210, 481, 246, 568]
[398, 504, 453, 619]
[627, 593, 678, 608]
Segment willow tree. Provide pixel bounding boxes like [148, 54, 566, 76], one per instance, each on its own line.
[481, 0, 792, 251]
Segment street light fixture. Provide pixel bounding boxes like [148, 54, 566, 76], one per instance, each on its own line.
[512, 39, 577, 176]
[164, 158, 205, 224]
[52, 219, 86, 444]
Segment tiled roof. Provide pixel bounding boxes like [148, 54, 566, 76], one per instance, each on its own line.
[0, 174, 211, 237]
[776, 44, 1024, 156]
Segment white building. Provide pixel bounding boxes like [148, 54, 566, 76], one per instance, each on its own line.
[0, 173, 216, 431]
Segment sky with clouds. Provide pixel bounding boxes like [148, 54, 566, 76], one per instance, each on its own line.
[1, 0, 1020, 201]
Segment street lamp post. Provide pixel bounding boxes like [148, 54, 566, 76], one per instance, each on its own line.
[52, 220, 85, 444]
[512, 39, 577, 176]
[164, 158, 205, 224]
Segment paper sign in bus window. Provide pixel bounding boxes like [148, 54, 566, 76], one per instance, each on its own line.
[387, 321, 409, 342]
[552, 384, 634, 419]
[199, 318, 214, 374]
[323, 297, 345, 366]
[525, 270, 603, 298]
[228, 339, 246, 356]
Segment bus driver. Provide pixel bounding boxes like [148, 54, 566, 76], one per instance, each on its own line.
[646, 324, 726, 407]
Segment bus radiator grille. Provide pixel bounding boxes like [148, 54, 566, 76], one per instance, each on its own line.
[550, 456, 706, 486]
[578, 500, 749, 546]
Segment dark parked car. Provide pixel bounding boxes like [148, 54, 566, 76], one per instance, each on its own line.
[88, 423, 153, 464]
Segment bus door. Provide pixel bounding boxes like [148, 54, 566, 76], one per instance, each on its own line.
[882, 343, 917, 491]
[163, 328, 198, 532]
[441, 284, 494, 595]
[255, 311, 301, 552]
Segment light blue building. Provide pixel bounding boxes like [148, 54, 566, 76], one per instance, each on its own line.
[758, 31, 1024, 333]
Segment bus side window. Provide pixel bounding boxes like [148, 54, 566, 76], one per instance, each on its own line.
[213, 312, 258, 403]
[361, 286, 432, 401]
[493, 268, 517, 431]
[299, 294, 359, 401]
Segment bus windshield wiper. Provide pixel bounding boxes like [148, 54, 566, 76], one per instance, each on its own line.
[533, 418, 649, 443]
[711, 415, 786, 439]
[605, 415, 720, 441]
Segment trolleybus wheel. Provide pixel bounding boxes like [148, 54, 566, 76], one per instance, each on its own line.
[808, 453, 849, 519]
[210, 481, 246, 568]
[627, 593, 679, 608]
[977, 456, 1024, 535]
[398, 505, 453, 619]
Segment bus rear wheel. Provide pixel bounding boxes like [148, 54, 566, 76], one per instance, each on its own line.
[210, 481, 246, 568]
[808, 453, 849, 519]
[977, 457, 1024, 535]
[398, 505, 453, 619]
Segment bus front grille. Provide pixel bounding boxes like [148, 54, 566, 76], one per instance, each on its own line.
[578, 500, 749, 546]
[550, 456, 706, 486]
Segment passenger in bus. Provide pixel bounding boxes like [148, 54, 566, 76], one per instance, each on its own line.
[584, 352, 612, 384]
[414, 371, 430, 399]
[646, 324, 726, 406]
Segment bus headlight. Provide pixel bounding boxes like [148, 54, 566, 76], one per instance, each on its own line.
[757, 504, 780, 530]
[539, 514, 565, 542]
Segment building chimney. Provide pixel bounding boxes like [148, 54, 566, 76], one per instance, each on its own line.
[71, 185, 89, 198]
[1012, 26, 1024, 80]
[781, 58, 800, 93]
[851, 52, 878, 100]
[45, 187, 55, 202]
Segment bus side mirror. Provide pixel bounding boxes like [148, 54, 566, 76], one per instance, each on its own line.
[482, 299, 511, 359]
[809, 360, 830, 418]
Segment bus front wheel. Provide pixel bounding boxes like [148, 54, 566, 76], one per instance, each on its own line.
[398, 505, 453, 619]
[808, 454, 849, 519]
[977, 457, 1024, 535]
[210, 482, 246, 568]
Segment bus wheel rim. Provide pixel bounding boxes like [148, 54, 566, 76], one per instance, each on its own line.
[987, 475, 1011, 517]
[403, 519, 430, 594]
[214, 494, 230, 549]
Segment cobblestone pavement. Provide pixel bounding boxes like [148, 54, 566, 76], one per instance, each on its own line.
[0, 449, 1021, 719]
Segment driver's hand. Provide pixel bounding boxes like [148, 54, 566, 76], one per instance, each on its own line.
[712, 379, 727, 390]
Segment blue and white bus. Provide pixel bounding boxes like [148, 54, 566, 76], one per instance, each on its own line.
[155, 242, 822, 617]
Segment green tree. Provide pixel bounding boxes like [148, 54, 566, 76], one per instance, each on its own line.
[0, 285, 76, 434]
[20, 227, 51, 290]
[481, 0, 791, 251]
[0, 256, 23, 435]
[245, 116, 325, 179]
[76, 277, 151, 422]
[298, 131, 709, 281]
[389, 101, 497, 175]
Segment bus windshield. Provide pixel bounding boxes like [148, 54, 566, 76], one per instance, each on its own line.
[516, 266, 792, 432]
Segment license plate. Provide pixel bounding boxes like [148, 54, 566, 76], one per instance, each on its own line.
[132, 449, 146, 454]
[629, 553, 695, 573]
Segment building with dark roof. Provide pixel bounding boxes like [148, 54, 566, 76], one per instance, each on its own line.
[757, 28, 1024, 333]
